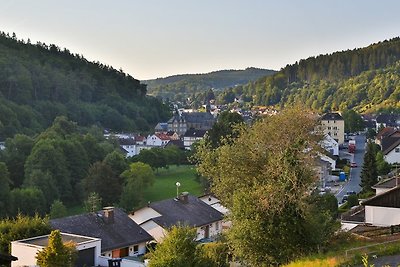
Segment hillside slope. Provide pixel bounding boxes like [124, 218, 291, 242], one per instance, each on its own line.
[144, 67, 276, 101]
[243, 37, 400, 112]
[0, 32, 170, 139]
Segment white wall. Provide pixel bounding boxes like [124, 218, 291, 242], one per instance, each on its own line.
[384, 145, 400, 164]
[365, 205, 400, 226]
[196, 221, 223, 240]
[11, 242, 40, 267]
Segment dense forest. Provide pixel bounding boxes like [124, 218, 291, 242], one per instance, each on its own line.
[144, 67, 276, 102]
[0, 32, 170, 139]
[241, 37, 400, 112]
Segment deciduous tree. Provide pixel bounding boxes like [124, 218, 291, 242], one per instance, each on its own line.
[195, 107, 328, 266]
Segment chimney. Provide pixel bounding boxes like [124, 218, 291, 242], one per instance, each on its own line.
[103, 207, 114, 224]
[179, 192, 189, 204]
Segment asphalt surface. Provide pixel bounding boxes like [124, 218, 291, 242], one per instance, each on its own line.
[335, 134, 366, 203]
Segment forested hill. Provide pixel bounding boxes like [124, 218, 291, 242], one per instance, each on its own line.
[144, 67, 276, 101]
[0, 32, 170, 139]
[243, 37, 400, 112]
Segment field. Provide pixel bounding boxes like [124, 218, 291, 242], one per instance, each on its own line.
[143, 165, 204, 202]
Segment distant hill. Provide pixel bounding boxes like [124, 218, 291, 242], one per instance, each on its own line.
[0, 32, 170, 139]
[242, 38, 400, 113]
[143, 68, 276, 102]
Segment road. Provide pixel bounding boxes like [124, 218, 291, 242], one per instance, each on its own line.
[336, 134, 366, 203]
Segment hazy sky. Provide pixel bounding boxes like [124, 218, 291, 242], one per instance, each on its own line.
[1, 0, 400, 80]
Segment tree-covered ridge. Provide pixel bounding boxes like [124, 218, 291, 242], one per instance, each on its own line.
[144, 67, 276, 102]
[0, 31, 170, 139]
[244, 37, 400, 112]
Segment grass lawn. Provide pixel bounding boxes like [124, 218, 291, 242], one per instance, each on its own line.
[143, 165, 204, 203]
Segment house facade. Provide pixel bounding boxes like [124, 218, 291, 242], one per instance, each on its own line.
[320, 112, 345, 145]
[50, 207, 153, 259]
[11, 233, 101, 267]
[130, 193, 223, 242]
[167, 112, 215, 136]
[363, 186, 400, 227]
[183, 129, 207, 150]
[381, 130, 400, 164]
[146, 133, 171, 147]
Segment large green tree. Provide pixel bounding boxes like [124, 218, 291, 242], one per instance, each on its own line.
[120, 162, 154, 211]
[84, 161, 122, 206]
[360, 141, 379, 193]
[0, 162, 11, 218]
[195, 107, 331, 266]
[342, 109, 364, 133]
[206, 111, 244, 148]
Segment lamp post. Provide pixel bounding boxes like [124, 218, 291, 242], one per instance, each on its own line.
[176, 182, 181, 199]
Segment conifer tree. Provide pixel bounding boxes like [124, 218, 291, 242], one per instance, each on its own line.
[360, 141, 378, 193]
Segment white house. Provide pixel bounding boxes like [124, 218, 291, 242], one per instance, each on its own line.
[50, 207, 153, 259]
[363, 186, 400, 227]
[146, 133, 171, 147]
[183, 129, 207, 150]
[381, 130, 400, 164]
[321, 134, 339, 156]
[130, 193, 224, 242]
[11, 233, 101, 267]
[372, 177, 400, 196]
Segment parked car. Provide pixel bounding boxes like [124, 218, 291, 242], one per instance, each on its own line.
[341, 195, 349, 203]
[351, 162, 357, 168]
[347, 191, 356, 195]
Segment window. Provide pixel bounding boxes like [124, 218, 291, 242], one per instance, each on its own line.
[395, 147, 400, 153]
[327, 127, 331, 130]
[333, 126, 337, 130]
[133, 245, 139, 254]
[215, 222, 219, 231]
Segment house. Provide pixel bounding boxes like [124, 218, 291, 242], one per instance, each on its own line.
[376, 114, 400, 131]
[372, 176, 400, 195]
[146, 133, 171, 147]
[119, 138, 137, 157]
[50, 207, 153, 259]
[321, 134, 339, 156]
[130, 193, 224, 242]
[320, 112, 345, 145]
[375, 127, 397, 146]
[362, 185, 400, 227]
[164, 139, 185, 150]
[167, 112, 215, 136]
[11, 233, 101, 267]
[154, 122, 168, 133]
[183, 129, 207, 150]
[381, 130, 400, 164]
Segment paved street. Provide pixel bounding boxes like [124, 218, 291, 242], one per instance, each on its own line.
[336, 134, 366, 203]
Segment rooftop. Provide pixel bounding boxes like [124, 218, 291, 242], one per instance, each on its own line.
[320, 112, 343, 121]
[50, 208, 153, 252]
[149, 194, 223, 228]
[14, 232, 98, 248]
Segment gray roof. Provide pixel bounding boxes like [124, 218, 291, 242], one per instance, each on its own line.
[184, 129, 207, 138]
[50, 208, 153, 252]
[373, 177, 400, 189]
[320, 112, 343, 121]
[149, 195, 223, 228]
[181, 112, 215, 124]
[381, 134, 400, 155]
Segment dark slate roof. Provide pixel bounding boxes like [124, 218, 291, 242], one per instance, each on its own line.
[182, 112, 215, 124]
[381, 134, 400, 155]
[373, 177, 400, 189]
[320, 112, 343, 121]
[149, 195, 223, 228]
[376, 114, 400, 125]
[165, 140, 185, 149]
[362, 186, 400, 208]
[50, 208, 153, 252]
[184, 129, 207, 138]
[155, 123, 168, 131]
[118, 138, 136, 146]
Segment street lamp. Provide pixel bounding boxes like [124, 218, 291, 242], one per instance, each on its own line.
[176, 182, 181, 199]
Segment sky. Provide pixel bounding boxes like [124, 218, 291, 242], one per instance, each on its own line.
[1, 0, 400, 80]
